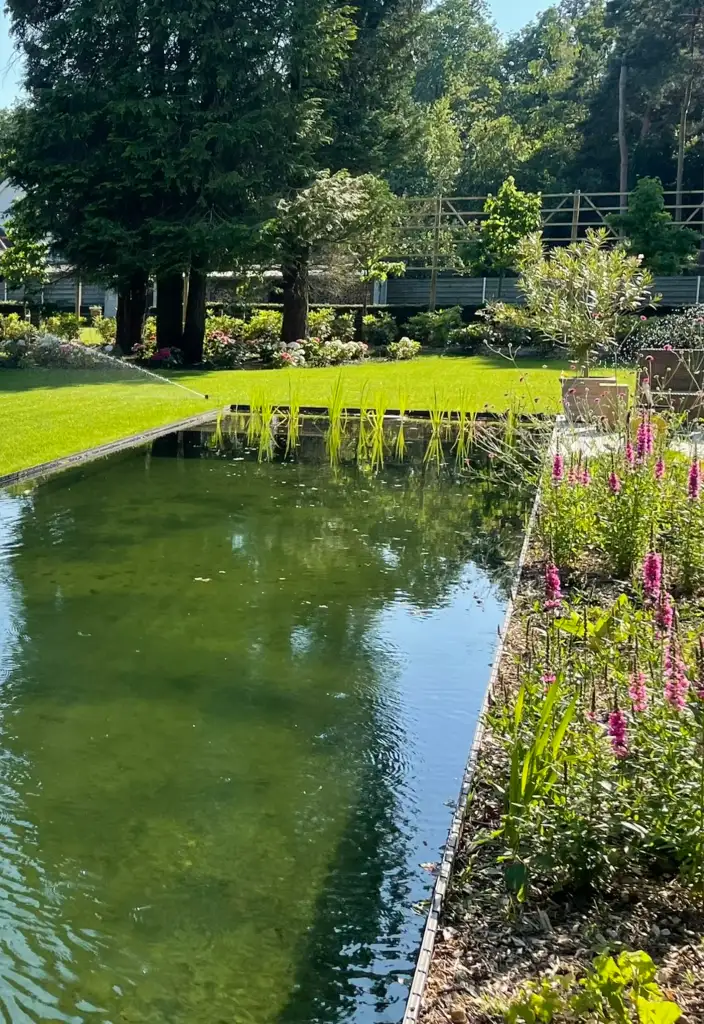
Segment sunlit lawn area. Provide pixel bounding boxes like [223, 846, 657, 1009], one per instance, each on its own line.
[1, 355, 628, 477]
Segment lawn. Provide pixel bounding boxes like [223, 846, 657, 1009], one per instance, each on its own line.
[1, 355, 602, 477]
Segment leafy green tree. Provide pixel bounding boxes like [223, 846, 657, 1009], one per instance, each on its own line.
[0, 216, 49, 308]
[464, 177, 542, 294]
[1, 0, 356, 362]
[608, 176, 701, 273]
[272, 171, 403, 342]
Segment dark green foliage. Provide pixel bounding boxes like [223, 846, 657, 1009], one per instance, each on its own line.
[403, 306, 464, 347]
[609, 178, 701, 273]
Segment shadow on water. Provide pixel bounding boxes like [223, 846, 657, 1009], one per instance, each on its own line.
[0, 433, 534, 1024]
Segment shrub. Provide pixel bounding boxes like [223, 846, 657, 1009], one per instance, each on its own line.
[203, 330, 242, 369]
[608, 176, 700, 274]
[403, 306, 463, 347]
[246, 309, 282, 345]
[93, 315, 117, 346]
[272, 342, 306, 368]
[26, 333, 99, 368]
[0, 313, 34, 343]
[150, 346, 183, 368]
[621, 305, 704, 362]
[42, 313, 86, 341]
[143, 316, 157, 343]
[488, 229, 653, 373]
[362, 311, 398, 347]
[330, 312, 355, 342]
[0, 314, 36, 365]
[318, 339, 367, 365]
[132, 338, 155, 361]
[206, 312, 247, 342]
[446, 324, 484, 354]
[308, 307, 336, 339]
[387, 337, 421, 360]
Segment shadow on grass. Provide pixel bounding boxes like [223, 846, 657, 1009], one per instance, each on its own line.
[0, 368, 191, 394]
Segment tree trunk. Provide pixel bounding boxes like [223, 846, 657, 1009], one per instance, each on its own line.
[115, 270, 148, 355]
[156, 272, 185, 349]
[618, 59, 629, 217]
[181, 261, 207, 365]
[281, 259, 309, 344]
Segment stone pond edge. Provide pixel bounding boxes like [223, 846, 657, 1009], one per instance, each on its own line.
[402, 426, 552, 1024]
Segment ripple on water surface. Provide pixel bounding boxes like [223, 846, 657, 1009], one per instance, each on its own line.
[0, 446, 528, 1023]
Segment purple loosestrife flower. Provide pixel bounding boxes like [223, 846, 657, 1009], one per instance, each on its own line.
[581, 461, 591, 486]
[689, 459, 702, 500]
[655, 457, 666, 481]
[629, 672, 648, 713]
[544, 563, 562, 611]
[541, 672, 557, 688]
[642, 552, 663, 602]
[664, 637, 689, 710]
[551, 453, 564, 483]
[609, 471, 621, 494]
[636, 418, 654, 462]
[608, 710, 629, 759]
[567, 465, 578, 487]
[625, 440, 636, 467]
[656, 592, 674, 634]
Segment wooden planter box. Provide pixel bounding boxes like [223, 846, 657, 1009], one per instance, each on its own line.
[561, 377, 629, 426]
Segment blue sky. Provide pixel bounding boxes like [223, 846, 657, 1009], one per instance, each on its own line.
[0, 2, 545, 107]
[489, 1, 546, 33]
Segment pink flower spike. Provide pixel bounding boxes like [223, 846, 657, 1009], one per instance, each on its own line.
[656, 592, 674, 634]
[664, 638, 689, 710]
[636, 418, 654, 462]
[643, 552, 662, 602]
[541, 672, 557, 688]
[629, 672, 648, 713]
[608, 710, 629, 758]
[689, 459, 702, 500]
[625, 440, 635, 467]
[544, 563, 562, 611]
[551, 453, 564, 483]
[655, 457, 665, 481]
[609, 471, 622, 494]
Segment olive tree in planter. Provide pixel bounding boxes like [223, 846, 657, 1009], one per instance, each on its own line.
[486, 229, 655, 421]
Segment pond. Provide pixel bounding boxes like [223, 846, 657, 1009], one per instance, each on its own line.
[0, 431, 530, 1023]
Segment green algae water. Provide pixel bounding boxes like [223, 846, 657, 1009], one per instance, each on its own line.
[0, 433, 529, 1023]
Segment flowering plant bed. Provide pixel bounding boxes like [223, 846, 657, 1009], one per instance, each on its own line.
[420, 417, 704, 1024]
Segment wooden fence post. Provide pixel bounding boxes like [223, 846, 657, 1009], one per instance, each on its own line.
[428, 196, 442, 312]
[570, 190, 581, 242]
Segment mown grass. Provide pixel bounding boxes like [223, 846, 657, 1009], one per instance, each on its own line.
[0, 356, 627, 477]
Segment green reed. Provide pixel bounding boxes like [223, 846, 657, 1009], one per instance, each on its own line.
[285, 384, 301, 458]
[369, 393, 387, 472]
[325, 374, 346, 466]
[424, 390, 447, 468]
[453, 388, 471, 467]
[257, 401, 277, 462]
[247, 391, 263, 447]
[394, 390, 409, 462]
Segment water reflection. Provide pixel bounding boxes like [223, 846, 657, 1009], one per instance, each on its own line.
[0, 439, 530, 1023]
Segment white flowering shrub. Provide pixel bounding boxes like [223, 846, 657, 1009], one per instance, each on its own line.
[387, 337, 421, 361]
